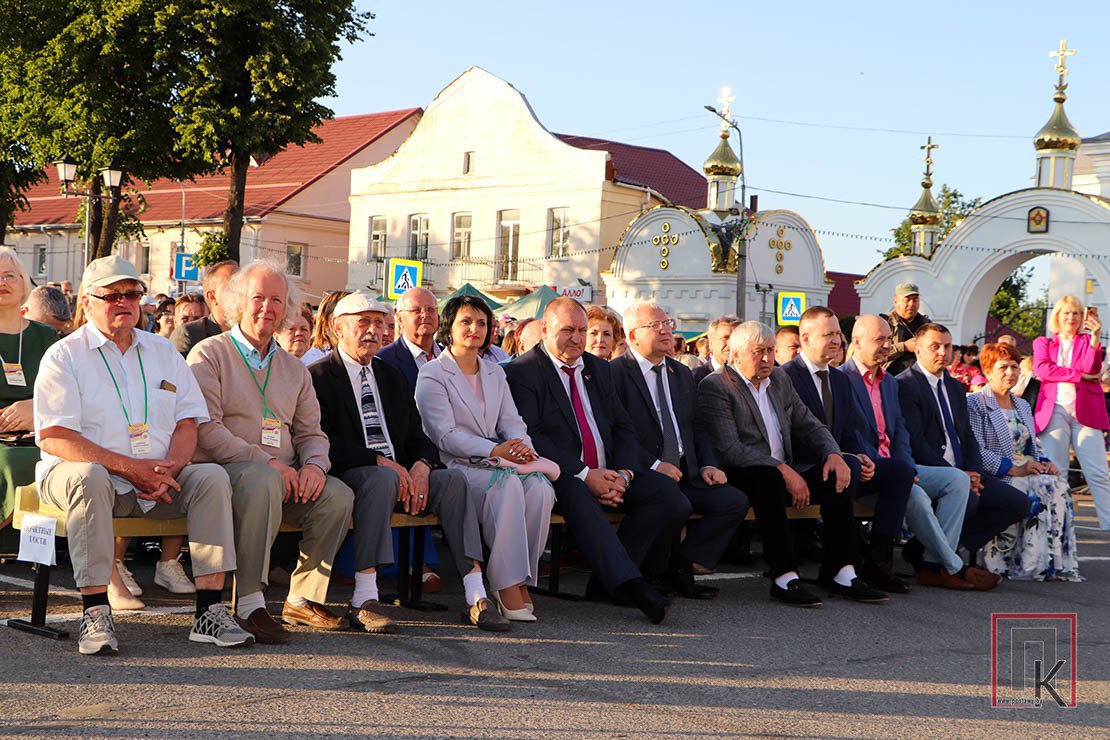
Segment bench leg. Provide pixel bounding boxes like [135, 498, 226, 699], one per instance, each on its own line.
[529, 521, 584, 601]
[398, 526, 446, 612]
[7, 563, 70, 640]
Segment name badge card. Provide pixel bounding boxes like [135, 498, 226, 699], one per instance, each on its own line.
[3, 362, 26, 387]
[18, 513, 57, 566]
[128, 422, 152, 456]
[262, 417, 282, 448]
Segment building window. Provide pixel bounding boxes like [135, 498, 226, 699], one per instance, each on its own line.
[549, 207, 570, 259]
[409, 214, 429, 261]
[286, 242, 305, 278]
[137, 243, 150, 275]
[33, 245, 47, 278]
[368, 216, 387, 261]
[452, 213, 472, 260]
[497, 209, 520, 282]
[463, 151, 474, 175]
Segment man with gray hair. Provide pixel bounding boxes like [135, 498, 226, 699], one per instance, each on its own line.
[698, 321, 886, 607]
[23, 285, 72, 333]
[693, 314, 741, 384]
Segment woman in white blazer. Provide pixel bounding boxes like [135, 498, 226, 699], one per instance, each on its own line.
[415, 296, 555, 621]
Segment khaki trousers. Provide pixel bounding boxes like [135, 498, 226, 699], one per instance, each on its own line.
[224, 461, 353, 604]
[39, 461, 236, 589]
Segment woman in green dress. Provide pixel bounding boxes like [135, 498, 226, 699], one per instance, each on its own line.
[0, 248, 59, 528]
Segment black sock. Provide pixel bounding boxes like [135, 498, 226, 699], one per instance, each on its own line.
[82, 591, 110, 612]
[195, 589, 222, 619]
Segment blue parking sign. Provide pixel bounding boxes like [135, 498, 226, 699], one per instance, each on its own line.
[174, 252, 199, 283]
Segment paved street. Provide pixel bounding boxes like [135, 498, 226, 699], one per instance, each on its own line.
[0, 497, 1106, 738]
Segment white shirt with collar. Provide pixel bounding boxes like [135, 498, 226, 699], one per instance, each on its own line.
[627, 346, 684, 469]
[338, 347, 397, 460]
[916, 361, 956, 466]
[798, 350, 831, 404]
[402, 334, 440, 369]
[740, 371, 786, 462]
[710, 356, 724, 372]
[34, 323, 210, 505]
[544, 346, 606, 479]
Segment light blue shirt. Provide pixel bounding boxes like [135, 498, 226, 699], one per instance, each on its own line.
[230, 324, 278, 371]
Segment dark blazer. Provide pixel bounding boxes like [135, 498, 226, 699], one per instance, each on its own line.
[309, 350, 438, 476]
[896, 364, 984, 473]
[375, 338, 421, 391]
[610, 353, 718, 485]
[698, 365, 839, 471]
[839, 359, 915, 468]
[505, 346, 639, 479]
[172, 315, 222, 358]
[691, 360, 719, 386]
[781, 355, 864, 464]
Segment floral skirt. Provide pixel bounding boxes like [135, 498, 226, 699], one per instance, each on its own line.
[980, 473, 1082, 581]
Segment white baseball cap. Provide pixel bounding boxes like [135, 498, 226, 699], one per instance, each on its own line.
[81, 255, 146, 292]
[333, 291, 392, 318]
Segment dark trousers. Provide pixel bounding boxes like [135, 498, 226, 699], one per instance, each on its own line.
[960, 474, 1028, 553]
[554, 469, 690, 592]
[677, 479, 749, 569]
[722, 463, 858, 577]
[853, 456, 915, 538]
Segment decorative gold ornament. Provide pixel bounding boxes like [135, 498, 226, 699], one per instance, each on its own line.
[661, 222, 670, 233]
[1035, 40, 1081, 151]
[775, 264, 784, 274]
[660, 258, 669, 270]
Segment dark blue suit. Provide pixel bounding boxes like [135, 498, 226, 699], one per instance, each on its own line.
[506, 346, 691, 591]
[897, 364, 1027, 552]
[376, 338, 424, 391]
[610, 353, 748, 569]
[783, 355, 912, 539]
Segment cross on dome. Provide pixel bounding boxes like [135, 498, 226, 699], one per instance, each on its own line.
[1050, 39, 1076, 91]
[717, 87, 735, 133]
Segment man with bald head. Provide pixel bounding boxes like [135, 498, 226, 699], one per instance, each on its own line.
[376, 287, 440, 390]
[516, 318, 544, 355]
[506, 297, 683, 623]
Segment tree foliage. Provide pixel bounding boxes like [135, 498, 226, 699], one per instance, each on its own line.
[0, 139, 44, 245]
[192, 231, 230, 268]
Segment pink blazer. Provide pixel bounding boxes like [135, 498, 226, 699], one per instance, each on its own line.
[1032, 333, 1109, 433]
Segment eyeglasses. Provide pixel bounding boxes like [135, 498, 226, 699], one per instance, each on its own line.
[0, 273, 22, 284]
[89, 290, 145, 304]
[636, 319, 677, 332]
[400, 306, 437, 316]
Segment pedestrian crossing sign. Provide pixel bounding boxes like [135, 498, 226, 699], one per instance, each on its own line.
[777, 292, 806, 326]
[387, 258, 423, 300]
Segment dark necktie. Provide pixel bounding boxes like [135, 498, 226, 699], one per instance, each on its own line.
[934, 380, 964, 468]
[652, 364, 681, 467]
[562, 365, 599, 469]
[815, 369, 835, 429]
[359, 366, 392, 457]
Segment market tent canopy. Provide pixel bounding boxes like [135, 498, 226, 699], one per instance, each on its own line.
[437, 282, 503, 310]
[498, 285, 561, 319]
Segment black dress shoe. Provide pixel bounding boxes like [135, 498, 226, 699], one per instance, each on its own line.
[769, 579, 822, 608]
[646, 575, 676, 599]
[617, 578, 672, 624]
[862, 563, 912, 594]
[672, 567, 719, 600]
[901, 538, 924, 571]
[584, 576, 613, 604]
[821, 576, 889, 604]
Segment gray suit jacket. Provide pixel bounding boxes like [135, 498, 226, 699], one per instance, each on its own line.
[414, 349, 532, 467]
[697, 364, 840, 471]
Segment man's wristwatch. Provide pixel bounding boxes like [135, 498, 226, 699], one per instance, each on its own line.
[617, 469, 633, 486]
[416, 457, 437, 470]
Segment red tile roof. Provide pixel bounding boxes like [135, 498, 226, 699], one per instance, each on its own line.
[555, 134, 707, 209]
[15, 109, 421, 227]
[826, 271, 864, 317]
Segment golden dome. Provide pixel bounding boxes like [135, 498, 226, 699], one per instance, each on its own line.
[703, 132, 742, 177]
[1034, 91, 1082, 151]
[909, 176, 940, 226]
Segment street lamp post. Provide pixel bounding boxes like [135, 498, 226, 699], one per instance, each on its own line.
[704, 104, 749, 319]
[52, 155, 125, 267]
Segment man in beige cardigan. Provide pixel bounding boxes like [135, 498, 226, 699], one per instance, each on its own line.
[188, 261, 354, 645]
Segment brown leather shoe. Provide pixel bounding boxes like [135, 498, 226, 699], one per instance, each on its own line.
[915, 565, 975, 590]
[348, 601, 397, 634]
[235, 607, 294, 645]
[962, 566, 1003, 591]
[281, 600, 350, 631]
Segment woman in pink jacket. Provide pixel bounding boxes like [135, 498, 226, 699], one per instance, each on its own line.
[1033, 295, 1109, 529]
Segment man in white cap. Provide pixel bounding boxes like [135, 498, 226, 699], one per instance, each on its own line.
[881, 282, 932, 376]
[34, 255, 250, 655]
[309, 292, 508, 632]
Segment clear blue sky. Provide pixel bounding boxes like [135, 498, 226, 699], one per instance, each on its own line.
[327, 1, 1110, 286]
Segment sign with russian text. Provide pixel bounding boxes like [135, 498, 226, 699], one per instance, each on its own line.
[17, 513, 57, 566]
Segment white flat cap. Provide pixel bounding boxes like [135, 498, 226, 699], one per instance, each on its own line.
[333, 291, 392, 318]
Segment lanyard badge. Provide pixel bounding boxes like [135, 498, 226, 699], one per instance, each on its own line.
[261, 417, 282, 448]
[98, 344, 150, 457]
[2, 362, 26, 387]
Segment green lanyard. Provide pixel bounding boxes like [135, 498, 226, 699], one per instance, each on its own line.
[97, 345, 148, 427]
[232, 338, 276, 419]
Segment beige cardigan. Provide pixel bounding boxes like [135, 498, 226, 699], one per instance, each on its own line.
[187, 331, 330, 471]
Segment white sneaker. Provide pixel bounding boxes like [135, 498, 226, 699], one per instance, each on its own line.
[189, 604, 255, 648]
[107, 585, 145, 612]
[78, 605, 118, 655]
[155, 558, 196, 594]
[115, 559, 142, 596]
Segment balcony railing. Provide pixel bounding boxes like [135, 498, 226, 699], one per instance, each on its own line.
[362, 256, 545, 295]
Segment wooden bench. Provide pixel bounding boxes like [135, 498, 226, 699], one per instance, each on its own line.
[7, 483, 441, 640]
[538, 503, 876, 598]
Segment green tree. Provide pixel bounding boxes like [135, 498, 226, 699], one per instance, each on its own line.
[0, 139, 44, 245]
[168, 1, 372, 260]
[884, 185, 983, 259]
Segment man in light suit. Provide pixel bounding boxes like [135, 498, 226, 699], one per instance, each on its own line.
[309, 292, 507, 633]
[698, 321, 886, 607]
[506, 297, 684, 624]
[611, 302, 748, 599]
[783, 307, 913, 594]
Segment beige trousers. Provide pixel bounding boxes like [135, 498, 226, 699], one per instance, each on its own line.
[39, 461, 236, 588]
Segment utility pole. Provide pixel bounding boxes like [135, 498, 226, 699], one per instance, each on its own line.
[704, 99, 749, 319]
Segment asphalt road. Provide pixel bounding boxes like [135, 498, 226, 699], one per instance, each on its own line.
[0, 497, 1106, 738]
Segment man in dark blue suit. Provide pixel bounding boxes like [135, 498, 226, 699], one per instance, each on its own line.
[506, 298, 686, 623]
[782, 307, 912, 593]
[692, 315, 740, 385]
[376, 287, 442, 390]
[611, 302, 748, 599]
[897, 323, 1027, 573]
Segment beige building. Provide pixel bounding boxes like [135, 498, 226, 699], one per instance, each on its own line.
[9, 109, 421, 300]
[347, 67, 707, 301]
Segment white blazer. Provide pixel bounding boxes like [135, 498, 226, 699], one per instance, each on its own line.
[414, 349, 533, 467]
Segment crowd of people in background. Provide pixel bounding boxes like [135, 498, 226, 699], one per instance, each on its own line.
[0, 249, 1105, 656]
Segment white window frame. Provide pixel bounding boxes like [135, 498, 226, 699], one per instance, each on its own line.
[286, 241, 306, 278]
[548, 207, 570, 259]
[497, 209, 520, 281]
[452, 212, 472, 260]
[369, 216, 387, 261]
[32, 244, 47, 278]
[409, 214, 429, 261]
